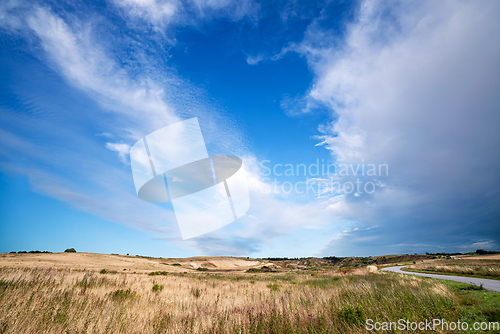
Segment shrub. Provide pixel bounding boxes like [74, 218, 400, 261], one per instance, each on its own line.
[149, 271, 169, 276]
[338, 304, 365, 326]
[267, 283, 280, 291]
[197, 267, 208, 271]
[111, 289, 134, 300]
[64, 248, 76, 253]
[152, 284, 164, 292]
[172, 263, 182, 266]
[100, 269, 107, 274]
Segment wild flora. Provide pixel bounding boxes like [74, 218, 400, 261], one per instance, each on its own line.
[110, 289, 134, 300]
[149, 271, 169, 276]
[407, 259, 500, 279]
[338, 303, 365, 326]
[0, 266, 496, 333]
[191, 287, 201, 298]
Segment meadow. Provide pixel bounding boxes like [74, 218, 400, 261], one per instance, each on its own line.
[0, 253, 499, 333]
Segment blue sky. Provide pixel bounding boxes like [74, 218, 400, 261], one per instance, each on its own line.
[1, 0, 499, 257]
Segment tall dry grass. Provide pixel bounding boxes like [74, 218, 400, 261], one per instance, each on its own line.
[407, 260, 500, 279]
[0, 267, 461, 333]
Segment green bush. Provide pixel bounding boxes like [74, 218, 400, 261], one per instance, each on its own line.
[172, 263, 182, 266]
[338, 304, 365, 326]
[64, 248, 76, 253]
[100, 269, 107, 274]
[267, 283, 280, 291]
[111, 289, 134, 300]
[152, 284, 164, 292]
[196, 267, 208, 271]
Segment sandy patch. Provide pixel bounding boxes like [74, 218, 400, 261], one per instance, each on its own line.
[208, 259, 260, 269]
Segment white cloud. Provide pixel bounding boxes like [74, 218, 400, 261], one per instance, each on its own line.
[290, 0, 500, 254]
[106, 143, 131, 164]
[113, 0, 259, 29]
[0, 4, 249, 248]
[26, 7, 180, 136]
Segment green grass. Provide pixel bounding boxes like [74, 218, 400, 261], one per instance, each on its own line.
[439, 280, 500, 324]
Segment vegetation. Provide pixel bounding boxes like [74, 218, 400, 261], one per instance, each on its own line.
[10, 250, 52, 254]
[64, 248, 76, 253]
[0, 265, 498, 333]
[406, 259, 500, 280]
[246, 267, 275, 273]
[475, 249, 500, 255]
[149, 271, 169, 276]
[152, 284, 164, 292]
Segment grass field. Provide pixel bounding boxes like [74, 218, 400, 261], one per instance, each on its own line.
[0, 253, 499, 333]
[406, 258, 500, 280]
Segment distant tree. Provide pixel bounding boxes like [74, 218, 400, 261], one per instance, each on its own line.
[475, 249, 500, 255]
[64, 248, 76, 253]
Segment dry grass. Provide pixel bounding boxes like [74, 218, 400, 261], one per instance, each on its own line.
[407, 259, 500, 279]
[0, 253, 263, 273]
[0, 266, 462, 333]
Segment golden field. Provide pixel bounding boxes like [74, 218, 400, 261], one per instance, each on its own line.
[0, 253, 499, 333]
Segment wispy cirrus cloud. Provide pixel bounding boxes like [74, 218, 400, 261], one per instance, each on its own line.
[113, 0, 259, 30]
[1, 0, 345, 256]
